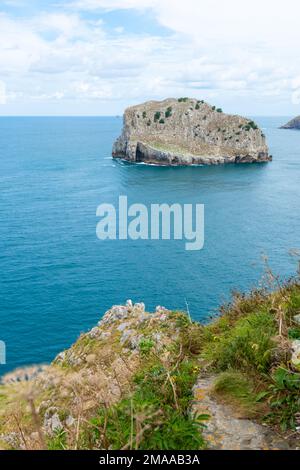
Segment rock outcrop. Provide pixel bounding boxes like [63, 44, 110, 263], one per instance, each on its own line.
[113, 98, 271, 165]
[280, 116, 300, 130]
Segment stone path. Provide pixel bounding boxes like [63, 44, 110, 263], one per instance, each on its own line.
[192, 375, 294, 450]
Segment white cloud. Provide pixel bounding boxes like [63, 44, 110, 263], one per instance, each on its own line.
[292, 90, 300, 105]
[0, 81, 7, 105]
[71, 0, 300, 49]
[69, 0, 157, 11]
[1, 2, 300, 114]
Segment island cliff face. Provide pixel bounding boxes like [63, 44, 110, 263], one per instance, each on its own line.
[112, 98, 271, 165]
[280, 116, 300, 130]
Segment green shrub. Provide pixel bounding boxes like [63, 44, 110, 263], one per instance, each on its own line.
[165, 106, 172, 118]
[142, 111, 147, 119]
[154, 111, 161, 122]
[267, 367, 300, 431]
[159, 118, 165, 124]
[139, 338, 155, 356]
[216, 108, 223, 113]
[288, 327, 300, 339]
[248, 121, 258, 130]
[243, 121, 258, 131]
[178, 97, 189, 103]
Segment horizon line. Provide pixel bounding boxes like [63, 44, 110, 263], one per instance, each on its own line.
[0, 114, 293, 118]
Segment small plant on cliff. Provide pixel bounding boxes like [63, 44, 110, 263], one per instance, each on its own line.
[248, 121, 258, 130]
[244, 121, 258, 131]
[178, 97, 189, 103]
[154, 111, 161, 122]
[159, 118, 165, 124]
[165, 106, 172, 118]
[288, 327, 300, 340]
[139, 338, 155, 356]
[216, 108, 223, 113]
[195, 103, 200, 110]
[142, 111, 147, 119]
[266, 367, 300, 431]
[147, 119, 151, 126]
[47, 429, 67, 450]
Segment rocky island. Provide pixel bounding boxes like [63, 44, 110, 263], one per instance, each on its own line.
[280, 116, 300, 130]
[113, 98, 271, 165]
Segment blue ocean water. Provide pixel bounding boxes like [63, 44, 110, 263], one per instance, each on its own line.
[1, 116, 300, 374]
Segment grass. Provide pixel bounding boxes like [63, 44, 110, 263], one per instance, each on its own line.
[47, 429, 67, 450]
[213, 371, 263, 418]
[202, 309, 277, 373]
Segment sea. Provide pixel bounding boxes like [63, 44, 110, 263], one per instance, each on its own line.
[1, 116, 300, 374]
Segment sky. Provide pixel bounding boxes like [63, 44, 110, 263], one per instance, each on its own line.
[0, 0, 300, 116]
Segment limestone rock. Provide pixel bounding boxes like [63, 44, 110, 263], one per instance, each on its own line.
[280, 116, 300, 130]
[85, 354, 97, 365]
[293, 314, 300, 325]
[113, 98, 271, 166]
[43, 408, 63, 435]
[291, 340, 300, 370]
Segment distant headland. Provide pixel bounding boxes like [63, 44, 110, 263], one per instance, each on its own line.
[112, 98, 271, 166]
[280, 116, 300, 130]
